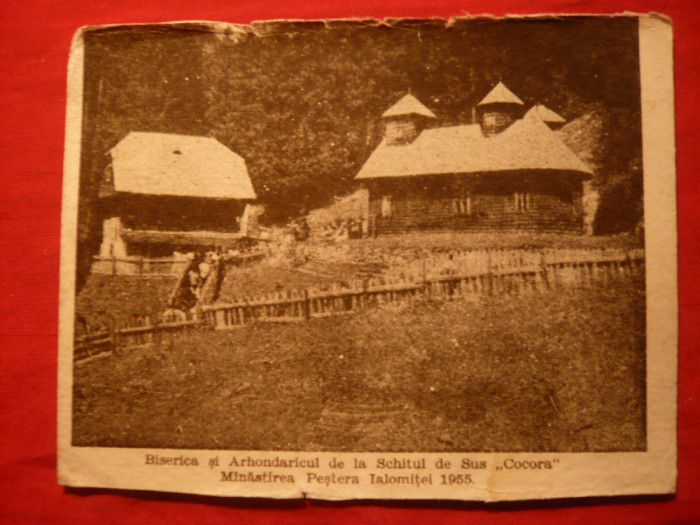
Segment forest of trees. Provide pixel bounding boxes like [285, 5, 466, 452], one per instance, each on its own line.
[76, 17, 643, 284]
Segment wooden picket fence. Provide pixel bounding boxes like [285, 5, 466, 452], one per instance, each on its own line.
[222, 250, 266, 268]
[201, 247, 645, 330]
[75, 247, 645, 362]
[77, 248, 293, 363]
[74, 329, 114, 362]
[91, 255, 191, 277]
[74, 316, 202, 364]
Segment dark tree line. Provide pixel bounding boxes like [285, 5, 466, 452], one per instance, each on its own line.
[76, 17, 642, 286]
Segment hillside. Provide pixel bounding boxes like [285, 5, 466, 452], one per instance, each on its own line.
[75, 19, 643, 285]
[556, 110, 605, 175]
[73, 276, 646, 451]
[306, 189, 369, 232]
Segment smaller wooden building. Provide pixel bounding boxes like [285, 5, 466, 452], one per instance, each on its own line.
[96, 132, 257, 264]
[356, 83, 593, 235]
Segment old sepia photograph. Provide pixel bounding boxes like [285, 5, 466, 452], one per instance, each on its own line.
[58, 14, 676, 500]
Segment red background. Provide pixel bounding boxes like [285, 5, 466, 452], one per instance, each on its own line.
[1, 1, 698, 523]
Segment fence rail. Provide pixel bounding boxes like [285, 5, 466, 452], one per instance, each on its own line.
[74, 317, 203, 364]
[91, 249, 266, 279]
[91, 255, 190, 277]
[74, 330, 114, 362]
[201, 248, 645, 330]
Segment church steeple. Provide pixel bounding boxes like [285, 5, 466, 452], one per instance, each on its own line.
[382, 93, 437, 146]
[523, 103, 566, 129]
[476, 82, 525, 137]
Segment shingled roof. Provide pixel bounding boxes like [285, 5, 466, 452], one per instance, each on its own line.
[524, 104, 566, 125]
[382, 93, 437, 119]
[109, 132, 256, 200]
[355, 117, 592, 180]
[477, 81, 525, 106]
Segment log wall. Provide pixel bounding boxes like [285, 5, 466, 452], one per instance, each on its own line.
[367, 172, 585, 234]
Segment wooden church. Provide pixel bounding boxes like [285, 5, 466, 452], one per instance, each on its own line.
[355, 82, 593, 234]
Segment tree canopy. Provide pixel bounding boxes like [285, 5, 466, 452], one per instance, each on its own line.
[76, 17, 643, 284]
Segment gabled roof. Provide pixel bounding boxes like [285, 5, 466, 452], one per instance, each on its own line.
[355, 117, 592, 180]
[109, 132, 256, 200]
[477, 81, 525, 106]
[382, 93, 437, 119]
[524, 104, 566, 125]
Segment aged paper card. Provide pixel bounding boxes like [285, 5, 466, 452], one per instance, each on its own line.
[58, 14, 676, 501]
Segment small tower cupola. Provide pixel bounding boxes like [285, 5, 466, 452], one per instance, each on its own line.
[523, 103, 567, 130]
[382, 93, 437, 146]
[476, 81, 525, 137]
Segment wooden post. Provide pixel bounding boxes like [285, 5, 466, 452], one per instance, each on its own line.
[302, 289, 310, 320]
[592, 258, 599, 282]
[487, 251, 493, 295]
[156, 316, 164, 344]
[144, 315, 151, 344]
[539, 250, 548, 289]
[111, 319, 119, 350]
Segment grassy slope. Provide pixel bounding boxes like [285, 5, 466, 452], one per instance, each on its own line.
[76, 274, 177, 327]
[306, 189, 369, 233]
[217, 261, 364, 300]
[216, 232, 642, 300]
[73, 276, 645, 452]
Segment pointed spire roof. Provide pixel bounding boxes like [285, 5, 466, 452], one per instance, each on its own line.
[477, 81, 524, 106]
[524, 103, 566, 124]
[382, 93, 437, 119]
